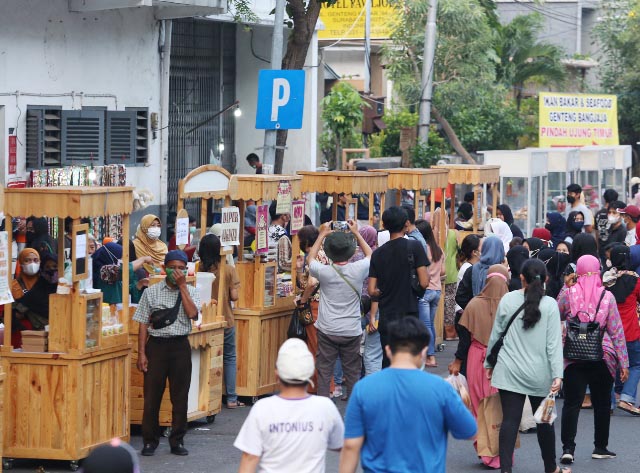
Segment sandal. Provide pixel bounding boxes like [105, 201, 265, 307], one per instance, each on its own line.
[617, 400, 640, 416]
[552, 468, 571, 473]
[226, 401, 246, 409]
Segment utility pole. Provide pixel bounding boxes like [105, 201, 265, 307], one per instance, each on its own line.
[418, 0, 438, 145]
[364, 0, 371, 95]
[262, 0, 286, 169]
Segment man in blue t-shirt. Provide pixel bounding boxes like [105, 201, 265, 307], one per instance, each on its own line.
[339, 317, 477, 473]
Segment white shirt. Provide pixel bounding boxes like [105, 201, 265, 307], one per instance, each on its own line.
[454, 262, 472, 312]
[565, 203, 594, 227]
[234, 395, 344, 473]
[626, 229, 635, 247]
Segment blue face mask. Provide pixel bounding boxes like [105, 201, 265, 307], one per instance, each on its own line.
[571, 221, 584, 232]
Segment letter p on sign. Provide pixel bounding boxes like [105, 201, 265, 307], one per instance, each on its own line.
[256, 70, 305, 130]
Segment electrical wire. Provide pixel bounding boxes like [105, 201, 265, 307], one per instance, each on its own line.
[511, 0, 580, 27]
[320, 5, 368, 50]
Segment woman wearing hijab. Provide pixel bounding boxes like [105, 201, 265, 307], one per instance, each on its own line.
[537, 248, 570, 299]
[506, 245, 529, 291]
[443, 229, 460, 340]
[546, 212, 568, 248]
[485, 218, 513, 253]
[497, 204, 524, 239]
[92, 242, 151, 304]
[27, 217, 55, 256]
[455, 202, 474, 230]
[557, 255, 629, 465]
[524, 237, 546, 258]
[565, 211, 585, 244]
[453, 236, 505, 376]
[458, 264, 510, 469]
[532, 228, 553, 248]
[602, 245, 640, 416]
[10, 248, 42, 347]
[132, 214, 168, 266]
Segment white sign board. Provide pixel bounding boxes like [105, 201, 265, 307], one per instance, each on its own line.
[276, 181, 292, 214]
[0, 232, 15, 305]
[175, 217, 190, 247]
[220, 207, 241, 246]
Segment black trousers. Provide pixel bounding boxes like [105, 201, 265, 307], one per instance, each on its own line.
[561, 361, 613, 452]
[142, 336, 192, 448]
[499, 390, 557, 473]
[378, 312, 418, 368]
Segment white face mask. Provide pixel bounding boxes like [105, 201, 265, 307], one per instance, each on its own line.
[147, 227, 161, 240]
[22, 262, 40, 276]
[605, 259, 612, 269]
[608, 215, 620, 225]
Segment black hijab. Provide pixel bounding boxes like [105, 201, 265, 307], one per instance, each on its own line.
[606, 244, 639, 303]
[537, 248, 570, 299]
[29, 217, 56, 256]
[498, 204, 523, 239]
[525, 237, 545, 258]
[571, 233, 599, 263]
[457, 202, 473, 221]
[506, 245, 529, 291]
[565, 211, 585, 238]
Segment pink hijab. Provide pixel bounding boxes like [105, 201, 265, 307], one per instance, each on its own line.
[568, 255, 608, 322]
[359, 225, 378, 250]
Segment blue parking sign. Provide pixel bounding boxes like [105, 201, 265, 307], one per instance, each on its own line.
[256, 70, 305, 130]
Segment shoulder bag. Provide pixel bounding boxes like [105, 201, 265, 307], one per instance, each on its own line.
[332, 264, 369, 317]
[295, 285, 319, 326]
[486, 303, 525, 368]
[408, 249, 426, 299]
[150, 292, 182, 330]
[563, 290, 606, 361]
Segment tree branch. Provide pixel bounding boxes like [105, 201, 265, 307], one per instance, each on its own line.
[431, 106, 476, 164]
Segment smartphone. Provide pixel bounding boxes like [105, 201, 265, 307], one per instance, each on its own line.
[331, 221, 349, 232]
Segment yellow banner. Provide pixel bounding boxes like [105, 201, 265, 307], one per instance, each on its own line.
[319, 0, 395, 40]
[538, 92, 619, 147]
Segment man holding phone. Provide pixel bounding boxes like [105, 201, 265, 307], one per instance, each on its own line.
[133, 250, 201, 457]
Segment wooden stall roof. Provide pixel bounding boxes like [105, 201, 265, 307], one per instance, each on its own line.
[178, 165, 231, 200]
[297, 171, 388, 194]
[370, 168, 449, 191]
[432, 164, 500, 185]
[4, 186, 134, 218]
[228, 174, 302, 201]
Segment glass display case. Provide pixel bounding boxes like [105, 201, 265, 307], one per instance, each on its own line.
[533, 147, 580, 212]
[579, 146, 615, 213]
[482, 149, 548, 237]
[612, 145, 633, 201]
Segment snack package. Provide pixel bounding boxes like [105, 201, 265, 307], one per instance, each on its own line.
[533, 393, 557, 425]
[445, 374, 472, 411]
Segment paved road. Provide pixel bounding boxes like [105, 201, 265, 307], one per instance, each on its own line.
[6, 341, 640, 472]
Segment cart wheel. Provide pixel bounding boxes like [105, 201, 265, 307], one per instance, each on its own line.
[2, 458, 14, 470]
[163, 427, 172, 438]
[69, 461, 80, 472]
[437, 343, 446, 352]
[205, 415, 216, 424]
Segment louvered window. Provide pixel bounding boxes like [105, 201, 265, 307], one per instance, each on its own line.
[124, 107, 149, 165]
[106, 111, 136, 165]
[61, 110, 105, 165]
[25, 106, 62, 169]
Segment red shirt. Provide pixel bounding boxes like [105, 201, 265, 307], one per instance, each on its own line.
[617, 278, 640, 343]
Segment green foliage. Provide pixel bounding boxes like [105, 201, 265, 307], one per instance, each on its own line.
[320, 83, 366, 168]
[378, 109, 419, 156]
[410, 129, 449, 168]
[516, 97, 540, 148]
[594, 1, 640, 145]
[434, 80, 525, 152]
[228, 0, 260, 23]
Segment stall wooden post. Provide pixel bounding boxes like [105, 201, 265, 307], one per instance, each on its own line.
[1, 187, 133, 470]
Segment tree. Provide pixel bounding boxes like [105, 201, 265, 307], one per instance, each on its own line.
[494, 13, 566, 110]
[594, 1, 640, 146]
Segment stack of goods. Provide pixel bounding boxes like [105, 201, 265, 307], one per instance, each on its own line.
[277, 274, 293, 298]
[21, 330, 48, 352]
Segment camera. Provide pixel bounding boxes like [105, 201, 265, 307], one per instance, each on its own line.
[331, 221, 349, 232]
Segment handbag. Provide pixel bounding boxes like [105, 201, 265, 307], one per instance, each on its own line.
[408, 251, 426, 299]
[486, 303, 525, 367]
[287, 310, 307, 340]
[331, 264, 367, 317]
[563, 290, 605, 361]
[150, 293, 182, 330]
[296, 285, 319, 326]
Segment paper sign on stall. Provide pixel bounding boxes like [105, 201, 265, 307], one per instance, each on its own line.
[276, 181, 292, 214]
[75, 233, 87, 258]
[256, 204, 269, 254]
[0, 232, 15, 305]
[290, 200, 305, 235]
[220, 207, 241, 246]
[175, 217, 190, 247]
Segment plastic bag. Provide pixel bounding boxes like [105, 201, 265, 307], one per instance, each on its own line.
[287, 311, 307, 341]
[445, 374, 472, 410]
[533, 393, 557, 425]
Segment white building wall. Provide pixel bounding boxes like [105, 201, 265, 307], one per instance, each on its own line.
[0, 0, 164, 212]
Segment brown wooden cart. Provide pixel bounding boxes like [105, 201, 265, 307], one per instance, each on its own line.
[228, 174, 303, 399]
[1, 187, 133, 471]
[297, 170, 388, 225]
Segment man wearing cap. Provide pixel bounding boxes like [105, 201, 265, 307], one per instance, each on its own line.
[619, 205, 640, 246]
[305, 220, 372, 400]
[235, 339, 344, 473]
[133, 250, 201, 457]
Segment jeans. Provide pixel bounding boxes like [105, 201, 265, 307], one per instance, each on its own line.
[621, 339, 640, 405]
[334, 357, 343, 386]
[499, 390, 557, 473]
[419, 289, 441, 356]
[223, 327, 238, 403]
[364, 311, 382, 376]
[561, 361, 613, 452]
[316, 330, 362, 398]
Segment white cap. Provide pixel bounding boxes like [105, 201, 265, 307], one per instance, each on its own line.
[208, 223, 222, 236]
[276, 339, 315, 386]
[631, 177, 640, 186]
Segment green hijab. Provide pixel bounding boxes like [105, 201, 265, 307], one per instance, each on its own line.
[444, 229, 459, 284]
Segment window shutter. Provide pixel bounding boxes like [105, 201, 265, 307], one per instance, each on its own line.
[26, 109, 43, 169]
[61, 110, 105, 165]
[106, 110, 136, 165]
[26, 106, 62, 169]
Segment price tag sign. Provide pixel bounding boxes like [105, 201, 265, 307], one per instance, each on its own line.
[175, 217, 190, 247]
[256, 204, 269, 254]
[220, 207, 241, 246]
[276, 180, 292, 214]
[0, 232, 15, 305]
[290, 200, 305, 235]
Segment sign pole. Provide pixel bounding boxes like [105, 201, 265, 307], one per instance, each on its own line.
[418, 0, 438, 145]
[263, 0, 287, 169]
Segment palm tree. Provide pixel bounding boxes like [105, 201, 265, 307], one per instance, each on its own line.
[495, 13, 566, 109]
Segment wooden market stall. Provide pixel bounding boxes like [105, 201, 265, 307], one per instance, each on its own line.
[229, 174, 303, 398]
[1, 187, 133, 471]
[129, 165, 231, 426]
[432, 164, 501, 237]
[297, 170, 389, 225]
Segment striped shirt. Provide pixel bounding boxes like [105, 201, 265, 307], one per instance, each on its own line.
[133, 280, 201, 337]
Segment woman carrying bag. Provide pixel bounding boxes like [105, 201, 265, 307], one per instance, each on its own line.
[557, 254, 629, 465]
[484, 259, 566, 473]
